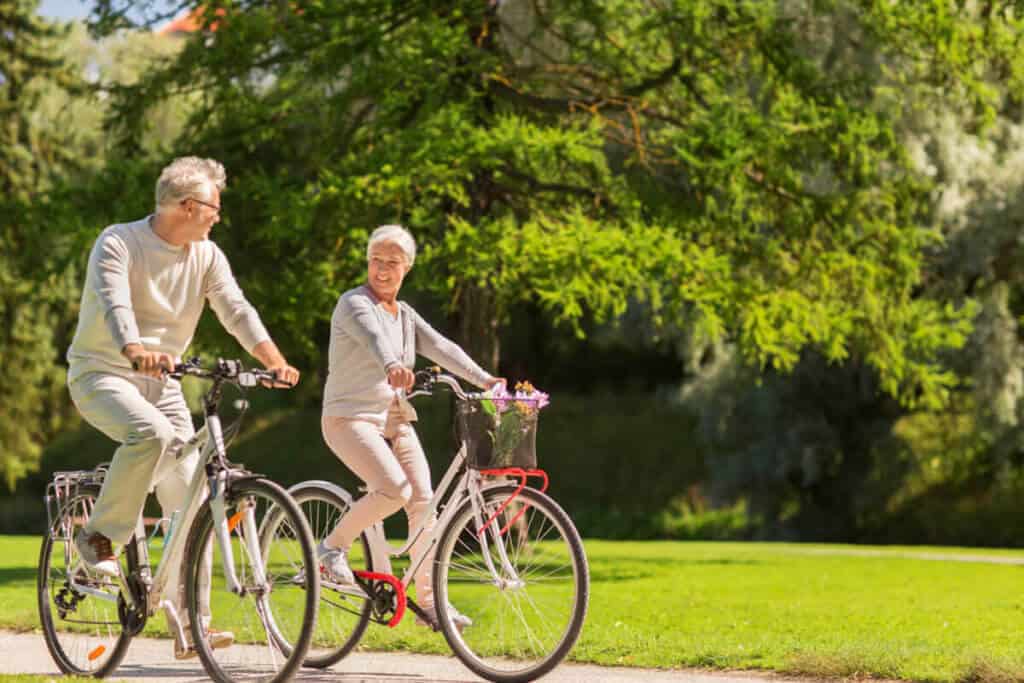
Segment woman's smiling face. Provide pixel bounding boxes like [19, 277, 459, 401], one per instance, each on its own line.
[367, 241, 410, 301]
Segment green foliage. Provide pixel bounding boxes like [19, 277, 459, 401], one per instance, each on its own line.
[9, 0, 1022, 532]
[0, 0, 81, 201]
[0, 1, 86, 490]
[0, 11, 198, 490]
[79, 0, 1021, 408]
[685, 350, 912, 540]
[655, 496, 757, 541]
[5, 386, 706, 540]
[612, 0, 1024, 542]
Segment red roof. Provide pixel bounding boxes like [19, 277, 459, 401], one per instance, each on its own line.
[157, 6, 224, 36]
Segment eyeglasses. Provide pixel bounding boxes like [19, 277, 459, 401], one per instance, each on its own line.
[184, 197, 221, 213]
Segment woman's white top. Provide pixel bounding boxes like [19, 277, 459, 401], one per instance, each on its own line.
[323, 285, 495, 424]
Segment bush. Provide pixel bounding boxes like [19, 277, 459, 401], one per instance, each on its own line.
[6, 387, 709, 539]
[656, 496, 758, 541]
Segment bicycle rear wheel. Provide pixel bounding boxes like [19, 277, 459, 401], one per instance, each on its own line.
[183, 477, 318, 683]
[280, 482, 372, 668]
[37, 483, 132, 677]
[434, 484, 589, 683]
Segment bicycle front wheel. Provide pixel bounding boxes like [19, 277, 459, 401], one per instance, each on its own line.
[37, 483, 132, 677]
[184, 477, 318, 683]
[434, 484, 589, 683]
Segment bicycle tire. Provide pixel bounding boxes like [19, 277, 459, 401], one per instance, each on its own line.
[279, 482, 373, 669]
[183, 477, 318, 683]
[433, 484, 589, 683]
[37, 483, 133, 678]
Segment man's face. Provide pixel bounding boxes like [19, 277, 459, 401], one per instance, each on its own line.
[183, 187, 221, 242]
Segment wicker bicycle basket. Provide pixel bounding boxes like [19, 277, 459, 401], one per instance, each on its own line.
[455, 398, 538, 469]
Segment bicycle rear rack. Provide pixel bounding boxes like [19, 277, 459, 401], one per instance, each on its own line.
[44, 464, 110, 541]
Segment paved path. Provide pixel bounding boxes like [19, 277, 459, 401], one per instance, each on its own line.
[0, 630, 810, 683]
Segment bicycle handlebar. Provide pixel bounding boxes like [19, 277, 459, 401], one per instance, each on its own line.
[406, 366, 486, 401]
[134, 357, 291, 388]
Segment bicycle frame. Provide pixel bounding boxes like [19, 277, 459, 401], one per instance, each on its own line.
[293, 370, 586, 682]
[315, 376, 532, 607]
[62, 389, 264, 646]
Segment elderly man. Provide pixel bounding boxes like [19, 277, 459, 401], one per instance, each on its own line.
[66, 156, 300, 658]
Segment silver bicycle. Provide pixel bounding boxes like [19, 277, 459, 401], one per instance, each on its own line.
[37, 358, 319, 682]
[290, 367, 589, 683]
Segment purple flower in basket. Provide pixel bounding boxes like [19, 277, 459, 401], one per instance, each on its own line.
[488, 383, 512, 412]
[472, 381, 550, 467]
[486, 380, 549, 415]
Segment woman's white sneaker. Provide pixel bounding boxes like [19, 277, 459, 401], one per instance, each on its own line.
[317, 540, 354, 584]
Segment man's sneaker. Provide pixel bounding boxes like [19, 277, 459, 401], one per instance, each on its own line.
[73, 529, 118, 577]
[317, 540, 354, 584]
[174, 628, 235, 660]
[416, 603, 473, 632]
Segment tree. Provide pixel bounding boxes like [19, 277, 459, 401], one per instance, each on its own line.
[676, 1, 1024, 540]
[0, 0, 87, 488]
[0, 7, 196, 489]
[88, 0, 1011, 412]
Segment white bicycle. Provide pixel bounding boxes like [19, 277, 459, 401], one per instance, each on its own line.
[37, 358, 319, 682]
[291, 367, 589, 683]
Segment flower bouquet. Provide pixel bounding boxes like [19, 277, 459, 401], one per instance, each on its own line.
[457, 381, 550, 469]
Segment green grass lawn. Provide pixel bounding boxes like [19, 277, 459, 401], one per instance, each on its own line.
[7, 535, 1024, 682]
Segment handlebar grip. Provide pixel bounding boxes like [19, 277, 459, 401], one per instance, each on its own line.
[131, 358, 174, 374]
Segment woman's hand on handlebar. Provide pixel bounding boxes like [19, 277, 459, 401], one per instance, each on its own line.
[387, 364, 415, 391]
[262, 363, 300, 388]
[485, 377, 507, 392]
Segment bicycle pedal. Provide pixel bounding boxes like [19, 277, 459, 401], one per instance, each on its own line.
[414, 615, 440, 631]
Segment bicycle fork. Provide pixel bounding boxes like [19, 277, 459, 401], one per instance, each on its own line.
[208, 473, 269, 595]
[469, 479, 524, 590]
[206, 412, 268, 596]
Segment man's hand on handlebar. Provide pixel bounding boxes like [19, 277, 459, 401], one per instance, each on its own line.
[124, 344, 174, 379]
[387, 364, 415, 391]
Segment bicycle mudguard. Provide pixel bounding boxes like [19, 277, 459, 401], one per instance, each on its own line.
[221, 472, 267, 491]
[286, 480, 355, 507]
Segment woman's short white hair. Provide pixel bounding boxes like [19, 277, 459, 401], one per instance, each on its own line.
[155, 156, 227, 211]
[367, 224, 417, 267]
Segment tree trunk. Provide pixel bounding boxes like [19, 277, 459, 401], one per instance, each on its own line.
[452, 282, 501, 375]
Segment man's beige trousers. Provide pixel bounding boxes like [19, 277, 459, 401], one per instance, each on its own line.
[69, 370, 209, 624]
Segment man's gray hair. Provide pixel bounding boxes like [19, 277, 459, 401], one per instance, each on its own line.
[155, 156, 227, 211]
[367, 224, 417, 267]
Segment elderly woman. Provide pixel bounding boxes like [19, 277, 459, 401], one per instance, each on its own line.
[319, 224, 504, 629]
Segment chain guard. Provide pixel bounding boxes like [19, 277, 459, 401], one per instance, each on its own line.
[365, 580, 398, 625]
